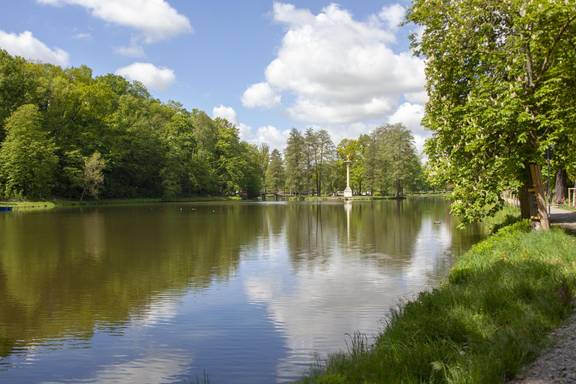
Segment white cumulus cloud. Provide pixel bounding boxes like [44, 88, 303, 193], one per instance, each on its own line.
[243, 2, 425, 132]
[212, 105, 238, 125]
[242, 82, 281, 108]
[115, 62, 175, 91]
[255, 125, 290, 150]
[38, 0, 192, 43]
[210, 105, 288, 150]
[388, 102, 429, 153]
[388, 102, 425, 135]
[379, 4, 406, 30]
[0, 30, 69, 66]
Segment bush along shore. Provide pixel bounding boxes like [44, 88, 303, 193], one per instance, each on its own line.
[301, 221, 576, 383]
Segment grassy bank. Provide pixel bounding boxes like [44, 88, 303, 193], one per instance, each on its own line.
[0, 201, 58, 210]
[302, 221, 576, 383]
[0, 196, 243, 211]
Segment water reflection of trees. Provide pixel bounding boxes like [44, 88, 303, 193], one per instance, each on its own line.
[0, 204, 264, 357]
[284, 200, 425, 269]
[284, 198, 487, 273]
[0, 199, 485, 359]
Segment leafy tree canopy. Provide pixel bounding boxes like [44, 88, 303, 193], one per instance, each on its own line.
[409, 0, 576, 226]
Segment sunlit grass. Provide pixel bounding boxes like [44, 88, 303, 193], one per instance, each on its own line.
[0, 201, 56, 210]
[0, 196, 244, 211]
[482, 205, 521, 233]
[301, 220, 576, 383]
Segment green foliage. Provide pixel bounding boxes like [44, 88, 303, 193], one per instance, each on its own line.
[483, 205, 521, 234]
[0, 51, 37, 141]
[0, 50, 268, 200]
[285, 128, 308, 195]
[408, 0, 576, 223]
[372, 123, 424, 197]
[305, 128, 336, 195]
[0, 104, 57, 199]
[265, 149, 285, 194]
[81, 151, 106, 200]
[335, 125, 426, 197]
[0, 49, 430, 202]
[302, 223, 576, 383]
[283, 124, 425, 197]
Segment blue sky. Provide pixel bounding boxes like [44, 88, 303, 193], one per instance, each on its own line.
[0, 0, 427, 150]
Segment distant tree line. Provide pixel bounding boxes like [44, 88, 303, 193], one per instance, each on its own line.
[266, 124, 427, 197]
[0, 49, 265, 200]
[0, 49, 426, 201]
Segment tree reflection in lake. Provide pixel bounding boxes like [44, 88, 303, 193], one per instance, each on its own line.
[248, 199, 485, 381]
[0, 204, 264, 356]
[0, 199, 486, 383]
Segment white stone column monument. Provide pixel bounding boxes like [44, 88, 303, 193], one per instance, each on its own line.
[344, 157, 352, 199]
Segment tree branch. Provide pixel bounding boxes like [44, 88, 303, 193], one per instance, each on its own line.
[536, 13, 576, 82]
[524, 42, 535, 88]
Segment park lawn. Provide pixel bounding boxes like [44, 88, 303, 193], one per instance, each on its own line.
[302, 221, 576, 383]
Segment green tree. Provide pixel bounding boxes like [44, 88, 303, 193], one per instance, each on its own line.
[409, 0, 576, 228]
[258, 144, 270, 194]
[0, 50, 348, 202]
[190, 109, 219, 194]
[0, 50, 37, 142]
[159, 110, 197, 199]
[284, 129, 307, 195]
[240, 142, 263, 198]
[214, 118, 244, 195]
[375, 124, 422, 198]
[105, 95, 165, 198]
[315, 129, 336, 195]
[302, 128, 336, 195]
[81, 151, 106, 200]
[0, 104, 58, 199]
[265, 149, 285, 194]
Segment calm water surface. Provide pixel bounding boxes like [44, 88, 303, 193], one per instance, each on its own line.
[0, 199, 485, 383]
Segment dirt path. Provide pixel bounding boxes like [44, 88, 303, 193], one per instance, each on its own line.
[550, 206, 576, 234]
[510, 309, 576, 383]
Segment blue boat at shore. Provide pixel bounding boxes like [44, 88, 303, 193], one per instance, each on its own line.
[0, 206, 13, 212]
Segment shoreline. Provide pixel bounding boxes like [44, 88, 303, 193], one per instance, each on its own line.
[0, 196, 242, 211]
[300, 218, 576, 383]
[0, 193, 448, 211]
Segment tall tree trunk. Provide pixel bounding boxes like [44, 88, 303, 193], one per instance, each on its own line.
[395, 178, 402, 199]
[529, 163, 550, 230]
[554, 168, 567, 204]
[518, 184, 531, 219]
[317, 167, 321, 196]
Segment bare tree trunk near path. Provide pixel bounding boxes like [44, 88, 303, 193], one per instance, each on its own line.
[519, 184, 531, 219]
[529, 164, 550, 230]
[555, 168, 567, 204]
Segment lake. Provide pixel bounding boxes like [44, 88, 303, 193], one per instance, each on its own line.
[0, 198, 485, 383]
